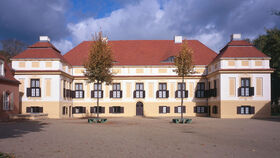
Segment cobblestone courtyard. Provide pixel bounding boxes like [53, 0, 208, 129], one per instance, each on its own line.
[0, 117, 280, 158]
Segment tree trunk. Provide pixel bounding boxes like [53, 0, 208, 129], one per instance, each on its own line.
[181, 75, 184, 120]
[97, 80, 100, 118]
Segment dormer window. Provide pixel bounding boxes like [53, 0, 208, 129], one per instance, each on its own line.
[161, 56, 175, 63]
[0, 60, 4, 76]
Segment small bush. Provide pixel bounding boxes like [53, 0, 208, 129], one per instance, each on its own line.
[0, 152, 15, 158]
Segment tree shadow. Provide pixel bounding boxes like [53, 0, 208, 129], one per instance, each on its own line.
[0, 120, 48, 139]
[253, 118, 280, 122]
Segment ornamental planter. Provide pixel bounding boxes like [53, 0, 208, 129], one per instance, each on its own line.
[172, 118, 192, 124]
[88, 118, 107, 123]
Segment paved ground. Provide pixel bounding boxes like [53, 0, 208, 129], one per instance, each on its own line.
[0, 117, 280, 158]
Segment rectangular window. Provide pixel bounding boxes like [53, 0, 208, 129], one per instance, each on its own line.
[92, 83, 103, 98]
[75, 83, 84, 98]
[110, 83, 122, 98]
[157, 83, 169, 98]
[26, 106, 43, 113]
[159, 106, 170, 114]
[63, 80, 66, 98]
[237, 106, 255, 115]
[241, 78, 250, 96]
[30, 79, 41, 97]
[0, 60, 4, 76]
[194, 106, 208, 113]
[134, 83, 145, 98]
[109, 106, 124, 113]
[195, 82, 205, 98]
[90, 106, 105, 113]
[72, 106, 86, 114]
[176, 83, 188, 98]
[174, 106, 186, 113]
[3, 91, 9, 110]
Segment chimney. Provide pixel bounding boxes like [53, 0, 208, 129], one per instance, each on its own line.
[39, 36, 50, 42]
[231, 34, 241, 41]
[174, 36, 182, 43]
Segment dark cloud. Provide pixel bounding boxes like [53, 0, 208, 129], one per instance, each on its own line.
[0, 0, 69, 45]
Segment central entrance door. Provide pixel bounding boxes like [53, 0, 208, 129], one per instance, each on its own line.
[136, 102, 143, 116]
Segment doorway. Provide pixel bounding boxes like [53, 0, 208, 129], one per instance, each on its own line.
[136, 102, 143, 116]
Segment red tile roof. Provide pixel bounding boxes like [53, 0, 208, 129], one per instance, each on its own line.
[212, 40, 268, 62]
[63, 40, 217, 66]
[0, 55, 19, 84]
[12, 41, 70, 65]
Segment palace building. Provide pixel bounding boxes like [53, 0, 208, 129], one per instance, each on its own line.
[10, 34, 273, 119]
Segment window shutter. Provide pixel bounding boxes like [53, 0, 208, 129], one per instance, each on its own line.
[143, 91, 145, 98]
[120, 91, 123, 98]
[2, 91, 4, 110]
[38, 88, 41, 97]
[174, 107, 178, 113]
[90, 107, 94, 113]
[205, 106, 208, 113]
[238, 88, 241, 96]
[205, 90, 209, 98]
[159, 106, 163, 113]
[133, 91, 136, 98]
[26, 107, 31, 113]
[175, 90, 178, 98]
[71, 91, 75, 98]
[110, 91, 113, 98]
[63, 88, 66, 98]
[250, 106, 255, 114]
[10, 93, 14, 110]
[194, 106, 197, 113]
[182, 106, 186, 113]
[156, 91, 159, 98]
[166, 90, 169, 98]
[91, 90, 94, 98]
[237, 106, 241, 114]
[213, 88, 217, 97]
[39, 107, 43, 113]
[101, 107, 105, 113]
[249, 87, 254, 96]
[120, 107, 124, 113]
[82, 90, 85, 98]
[166, 107, 170, 113]
[27, 88, 31, 97]
[109, 107, 113, 113]
[101, 91, 104, 98]
[185, 90, 188, 98]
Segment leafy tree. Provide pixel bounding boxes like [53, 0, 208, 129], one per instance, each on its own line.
[0, 39, 26, 60]
[254, 28, 280, 105]
[174, 41, 194, 120]
[84, 32, 113, 118]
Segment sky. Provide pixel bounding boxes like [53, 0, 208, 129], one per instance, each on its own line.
[0, 0, 279, 54]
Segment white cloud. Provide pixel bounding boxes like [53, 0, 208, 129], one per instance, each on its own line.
[54, 0, 280, 54]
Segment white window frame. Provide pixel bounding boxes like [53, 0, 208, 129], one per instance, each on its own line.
[0, 60, 4, 76]
[3, 91, 9, 110]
